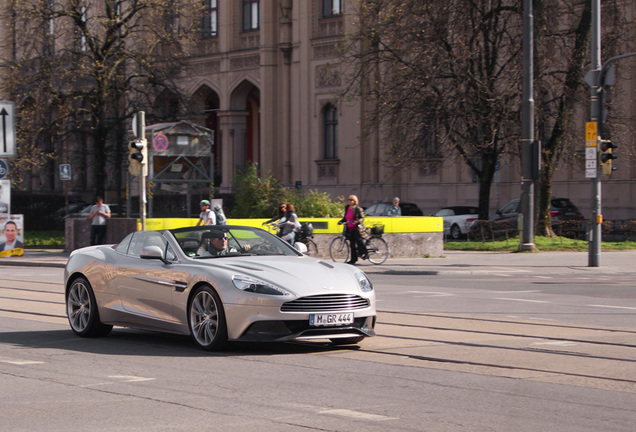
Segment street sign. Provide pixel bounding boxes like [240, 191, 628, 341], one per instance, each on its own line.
[0, 101, 16, 158]
[59, 164, 71, 181]
[584, 123, 598, 179]
[585, 121, 597, 144]
[153, 133, 169, 152]
[0, 159, 8, 179]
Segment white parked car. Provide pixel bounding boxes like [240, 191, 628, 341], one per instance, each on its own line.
[434, 206, 479, 240]
[65, 225, 376, 351]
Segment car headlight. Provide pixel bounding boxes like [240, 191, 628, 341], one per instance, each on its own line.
[232, 275, 291, 296]
[354, 271, 373, 293]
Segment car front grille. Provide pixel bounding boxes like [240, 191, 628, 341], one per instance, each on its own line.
[281, 294, 370, 312]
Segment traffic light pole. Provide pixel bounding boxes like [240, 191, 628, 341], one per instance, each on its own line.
[588, 0, 601, 267]
[519, 0, 536, 252]
[131, 111, 147, 231]
[138, 112, 147, 231]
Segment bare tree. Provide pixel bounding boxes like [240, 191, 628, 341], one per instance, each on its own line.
[342, 0, 523, 219]
[343, 0, 630, 229]
[3, 0, 204, 197]
[533, 0, 626, 236]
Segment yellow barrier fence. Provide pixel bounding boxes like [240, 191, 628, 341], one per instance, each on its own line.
[142, 217, 443, 234]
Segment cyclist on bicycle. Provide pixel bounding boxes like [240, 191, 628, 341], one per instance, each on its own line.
[338, 195, 368, 265]
[263, 202, 301, 245]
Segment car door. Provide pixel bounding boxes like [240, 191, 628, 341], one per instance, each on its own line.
[491, 200, 520, 234]
[112, 231, 181, 327]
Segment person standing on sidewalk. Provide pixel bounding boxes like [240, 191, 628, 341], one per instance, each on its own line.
[387, 197, 402, 216]
[339, 195, 368, 265]
[89, 196, 111, 245]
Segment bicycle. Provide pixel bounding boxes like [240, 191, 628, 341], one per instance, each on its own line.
[263, 222, 318, 257]
[329, 224, 389, 265]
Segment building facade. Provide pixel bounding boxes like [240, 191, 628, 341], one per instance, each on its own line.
[1, 0, 635, 220]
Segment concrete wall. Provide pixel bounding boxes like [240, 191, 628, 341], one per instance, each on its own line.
[65, 218, 137, 252]
[309, 232, 443, 259]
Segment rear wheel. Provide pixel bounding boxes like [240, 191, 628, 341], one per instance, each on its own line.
[66, 277, 113, 337]
[188, 285, 228, 351]
[329, 236, 349, 262]
[366, 237, 389, 264]
[304, 239, 319, 257]
[450, 224, 462, 240]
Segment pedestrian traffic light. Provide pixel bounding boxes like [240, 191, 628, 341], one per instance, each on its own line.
[128, 139, 148, 177]
[598, 139, 617, 175]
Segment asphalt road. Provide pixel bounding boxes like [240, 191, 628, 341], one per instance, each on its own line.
[1, 260, 635, 431]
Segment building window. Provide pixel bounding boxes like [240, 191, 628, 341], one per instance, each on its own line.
[80, 2, 87, 52]
[322, 0, 343, 18]
[164, 0, 179, 33]
[242, 0, 259, 32]
[323, 103, 338, 160]
[203, 0, 218, 38]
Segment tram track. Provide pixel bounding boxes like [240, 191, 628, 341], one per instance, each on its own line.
[345, 309, 636, 391]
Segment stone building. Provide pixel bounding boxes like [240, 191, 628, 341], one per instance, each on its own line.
[1, 0, 635, 220]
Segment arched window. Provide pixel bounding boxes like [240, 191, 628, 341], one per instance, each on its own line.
[323, 103, 338, 160]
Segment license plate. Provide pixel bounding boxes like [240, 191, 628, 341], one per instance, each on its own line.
[309, 312, 353, 327]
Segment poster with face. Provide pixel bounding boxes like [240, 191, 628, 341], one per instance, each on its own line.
[0, 214, 24, 257]
[0, 180, 10, 216]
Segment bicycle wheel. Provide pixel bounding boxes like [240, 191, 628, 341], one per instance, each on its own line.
[366, 236, 389, 264]
[329, 236, 349, 262]
[304, 239, 319, 257]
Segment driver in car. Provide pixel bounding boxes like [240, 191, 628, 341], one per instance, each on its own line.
[201, 230, 250, 257]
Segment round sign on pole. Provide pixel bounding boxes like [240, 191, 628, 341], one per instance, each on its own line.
[153, 133, 169, 152]
[0, 159, 8, 179]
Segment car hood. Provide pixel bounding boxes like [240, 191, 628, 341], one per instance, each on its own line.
[194, 255, 366, 296]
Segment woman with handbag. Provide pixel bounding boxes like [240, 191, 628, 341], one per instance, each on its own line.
[338, 195, 368, 265]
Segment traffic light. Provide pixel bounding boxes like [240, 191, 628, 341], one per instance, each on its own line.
[598, 139, 617, 175]
[128, 139, 148, 177]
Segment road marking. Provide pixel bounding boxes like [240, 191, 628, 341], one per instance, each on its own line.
[108, 375, 156, 382]
[319, 408, 397, 421]
[495, 297, 549, 303]
[531, 341, 578, 346]
[588, 304, 636, 311]
[404, 291, 454, 297]
[494, 290, 541, 293]
[0, 357, 44, 365]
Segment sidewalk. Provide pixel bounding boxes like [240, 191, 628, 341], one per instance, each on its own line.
[1, 248, 636, 276]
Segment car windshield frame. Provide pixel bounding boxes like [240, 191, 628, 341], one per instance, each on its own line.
[168, 225, 302, 259]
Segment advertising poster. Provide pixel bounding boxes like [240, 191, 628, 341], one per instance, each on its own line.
[0, 179, 9, 216]
[0, 214, 24, 257]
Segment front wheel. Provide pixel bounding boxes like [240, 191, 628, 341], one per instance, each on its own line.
[66, 277, 113, 337]
[304, 239, 319, 257]
[329, 236, 349, 262]
[366, 237, 389, 264]
[189, 285, 228, 351]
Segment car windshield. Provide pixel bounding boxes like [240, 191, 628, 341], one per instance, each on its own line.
[551, 198, 576, 208]
[169, 226, 300, 259]
[435, 209, 456, 217]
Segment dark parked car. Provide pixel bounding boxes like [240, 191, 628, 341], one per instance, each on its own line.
[364, 202, 424, 216]
[485, 197, 584, 237]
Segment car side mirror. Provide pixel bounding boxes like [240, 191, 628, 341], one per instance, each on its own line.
[140, 245, 170, 264]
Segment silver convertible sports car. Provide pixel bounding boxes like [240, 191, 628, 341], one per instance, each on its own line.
[64, 225, 376, 350]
